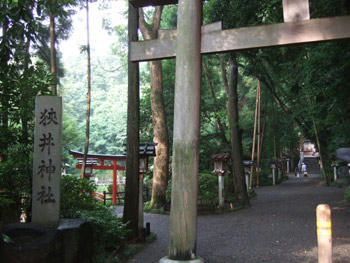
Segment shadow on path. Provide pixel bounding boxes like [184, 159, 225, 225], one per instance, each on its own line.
[117, 174, 349, 263]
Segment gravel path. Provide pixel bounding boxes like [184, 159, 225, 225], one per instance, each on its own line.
[119, 174, 349, 263]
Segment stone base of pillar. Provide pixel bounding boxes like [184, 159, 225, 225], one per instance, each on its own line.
[159, 256, 204, 263]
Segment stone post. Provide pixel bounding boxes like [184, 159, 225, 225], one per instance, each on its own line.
[160, 0, 203, 262]
[245, 173, 249, 191]
[218, 174, 224, 208]
[287, 160, 290, 173]
[272, 168, 276, 186]
[333, 166, 337, 181]
[32, 96, 62, 227]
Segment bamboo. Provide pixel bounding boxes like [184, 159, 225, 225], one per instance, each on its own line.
[249, 81, 259, 189]
[313, 118, 327, 184]
[256, 81, 262, 187]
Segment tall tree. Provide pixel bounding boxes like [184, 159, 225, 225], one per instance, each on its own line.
[49, 9, 57, 95]
[138, 6, 170, 209]
[220, 54, 249, 206]
[80, 0, 92, 179]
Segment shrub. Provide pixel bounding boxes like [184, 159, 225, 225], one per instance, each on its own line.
[166, 172, 219, 208]
[77, 205, 129, 255]
[198, 173, 218, 206]
[60, 174, 96, 218]
[60, 175, 130, 262]
[345, 186, 350, 202]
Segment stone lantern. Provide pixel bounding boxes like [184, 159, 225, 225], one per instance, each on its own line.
[138, 142, 157, 231]
[242, 160, 254, 191]
[212, 153, 231, 208]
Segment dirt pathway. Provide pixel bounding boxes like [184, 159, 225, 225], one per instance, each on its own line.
[123, 174, 349, 263]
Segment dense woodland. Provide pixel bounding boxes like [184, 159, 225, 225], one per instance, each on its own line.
[0, 0, 350, 256]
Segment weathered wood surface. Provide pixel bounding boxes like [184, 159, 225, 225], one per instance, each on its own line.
[168, 0, 202, 260]
[131, 15, 350, 62]
[282, 0, 310, 22]
[123, 2, 140, 239]
[158, 21, 221, 39]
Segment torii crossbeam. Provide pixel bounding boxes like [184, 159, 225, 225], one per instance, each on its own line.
[131, 15, 350, 62]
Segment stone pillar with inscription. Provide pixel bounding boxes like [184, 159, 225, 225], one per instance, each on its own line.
[32, 96, 62, 227]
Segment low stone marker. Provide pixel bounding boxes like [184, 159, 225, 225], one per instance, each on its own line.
[32, 96, 62, 227]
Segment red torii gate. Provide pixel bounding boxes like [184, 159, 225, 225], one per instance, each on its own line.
[69, 143, 157, 205]
[69, 150, 126, 204]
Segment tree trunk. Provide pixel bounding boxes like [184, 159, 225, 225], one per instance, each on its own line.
[220, 55, 249, 206]
[312, 118, 328, 185]
[149, 60, 169, 208]
[49, 11, 57, 95]
[81, 0, 91, 180]
[0, 15, 9, 162]
[138, 6, 169, 209]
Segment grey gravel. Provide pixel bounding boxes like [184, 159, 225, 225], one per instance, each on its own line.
[117, 174, 350, 263]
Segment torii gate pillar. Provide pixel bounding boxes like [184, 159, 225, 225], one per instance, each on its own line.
[160, 0, 203, 262]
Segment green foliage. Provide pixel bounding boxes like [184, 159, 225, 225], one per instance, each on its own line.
[1, 233, 13, 244]
[77, 206, 129, 253]
[61, 55, 127, 161]
[60, 174, 129, 262]
[166, 172, 220, 207]
[198, 173, 219, 204]
[60, 174, 97, 218]
[345, 186, 350, 203]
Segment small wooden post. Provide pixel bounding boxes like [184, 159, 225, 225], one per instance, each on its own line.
[282, 0, 310, 22]
[138, 173, 144, 232]
[103, 191, 106, 205]
[113, 160, 117, 205]
[316, 204, 332, 263]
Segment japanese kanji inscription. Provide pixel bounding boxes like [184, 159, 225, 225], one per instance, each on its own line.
[32, 96, 62, 227]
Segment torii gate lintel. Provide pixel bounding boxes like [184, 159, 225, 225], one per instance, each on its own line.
[131, 15, 350, 62]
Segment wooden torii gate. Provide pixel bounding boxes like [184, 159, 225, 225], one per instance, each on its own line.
[125, 0, 350, 262]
